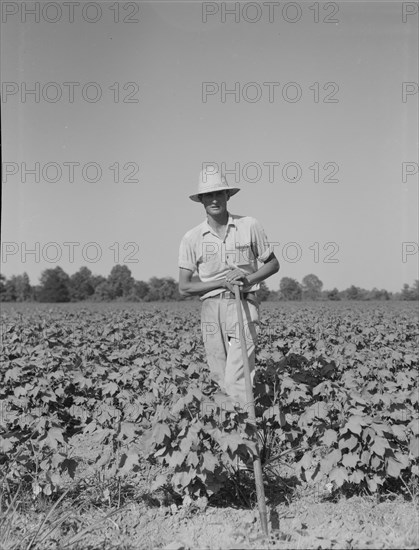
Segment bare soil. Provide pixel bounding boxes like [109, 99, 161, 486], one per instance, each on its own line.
[8, 489, 418, 549]
[5, 432, 418, 550]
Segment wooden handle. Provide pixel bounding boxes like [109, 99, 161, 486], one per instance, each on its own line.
[233, 285, 269, 536]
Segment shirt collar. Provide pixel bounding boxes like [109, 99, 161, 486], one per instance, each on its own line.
[202, 213, 236, 235]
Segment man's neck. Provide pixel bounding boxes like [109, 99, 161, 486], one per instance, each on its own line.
[207, 211, 229, 232]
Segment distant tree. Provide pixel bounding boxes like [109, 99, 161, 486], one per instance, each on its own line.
[32, 285, 41, 301]
[2, 276, 17, 301]
[268, 289, 280, 301]
[14, 273, 32, 301]
[69, 267, 95, 301]
[39, 267, 70, 302]
[2, 268, 414, 303]
[93, 280, 114, 301]
[346, 285, 361, 300]
[302, 274, 323, 300]
[400, 283, 412, 301]
[326, 287, 341, 301]
[368, 287, 390, 301]
[146, 277, 180, 301]
[159, 277, 181, 300]
[257, 281, 271, 301]
[91, 274, 106, 290]
[126, 280, 150, 301]
[0, 274, 6, 300]
[107, 265, 134, 299]
[279, 277, 302, 301]
[400, 281, 419, 301]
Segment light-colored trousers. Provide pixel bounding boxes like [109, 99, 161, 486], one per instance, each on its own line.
[200, 296, 260, 406]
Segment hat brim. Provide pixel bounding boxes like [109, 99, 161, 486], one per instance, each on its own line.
[189, 187, 240, 202]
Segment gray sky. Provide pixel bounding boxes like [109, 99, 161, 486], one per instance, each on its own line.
[1, 1, 418, 292]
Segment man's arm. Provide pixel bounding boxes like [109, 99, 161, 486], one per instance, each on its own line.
[184, 253, 280, 295]
[225, 253, 280, 289]
[246, 252, 280, 286]
[178, 268, 227, 297]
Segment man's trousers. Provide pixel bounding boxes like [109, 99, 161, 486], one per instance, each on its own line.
[200, 295, 260, 407]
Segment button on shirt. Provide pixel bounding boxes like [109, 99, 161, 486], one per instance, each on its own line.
[178, 214, 272, 300]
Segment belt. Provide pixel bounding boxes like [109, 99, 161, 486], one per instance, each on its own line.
[210, 291, 257, 301]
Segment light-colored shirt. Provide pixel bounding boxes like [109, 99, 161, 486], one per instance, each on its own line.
[178, 213, 272, 299]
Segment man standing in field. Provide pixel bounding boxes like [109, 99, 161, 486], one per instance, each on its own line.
[178, 166, 279, 409]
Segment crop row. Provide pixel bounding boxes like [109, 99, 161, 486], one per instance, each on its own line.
[0, 302, 418, 499]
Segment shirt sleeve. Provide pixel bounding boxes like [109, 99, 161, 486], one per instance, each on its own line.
[250, 218, 273, 263]
[178, 235, 196, 272]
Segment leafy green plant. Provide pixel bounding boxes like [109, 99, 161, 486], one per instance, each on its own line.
[1, 302, 418, 504]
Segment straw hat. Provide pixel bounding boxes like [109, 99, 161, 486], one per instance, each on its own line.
[189, 166, 240, 202]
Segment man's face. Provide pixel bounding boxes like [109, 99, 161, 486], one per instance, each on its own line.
[200, 190, 229, 216]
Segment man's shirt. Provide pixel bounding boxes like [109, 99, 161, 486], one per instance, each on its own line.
[178, 214, 272, 299]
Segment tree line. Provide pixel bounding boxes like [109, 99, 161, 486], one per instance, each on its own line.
[0, 267, 418, 302]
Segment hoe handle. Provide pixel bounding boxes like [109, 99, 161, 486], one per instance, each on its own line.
[234, 285, 268, 536]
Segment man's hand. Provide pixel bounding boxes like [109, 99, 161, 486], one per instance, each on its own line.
[223, 278, 242, 292]
[223, 267, 250, 292]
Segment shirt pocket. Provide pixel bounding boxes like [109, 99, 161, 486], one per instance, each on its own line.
[234, 243, 254, 267]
